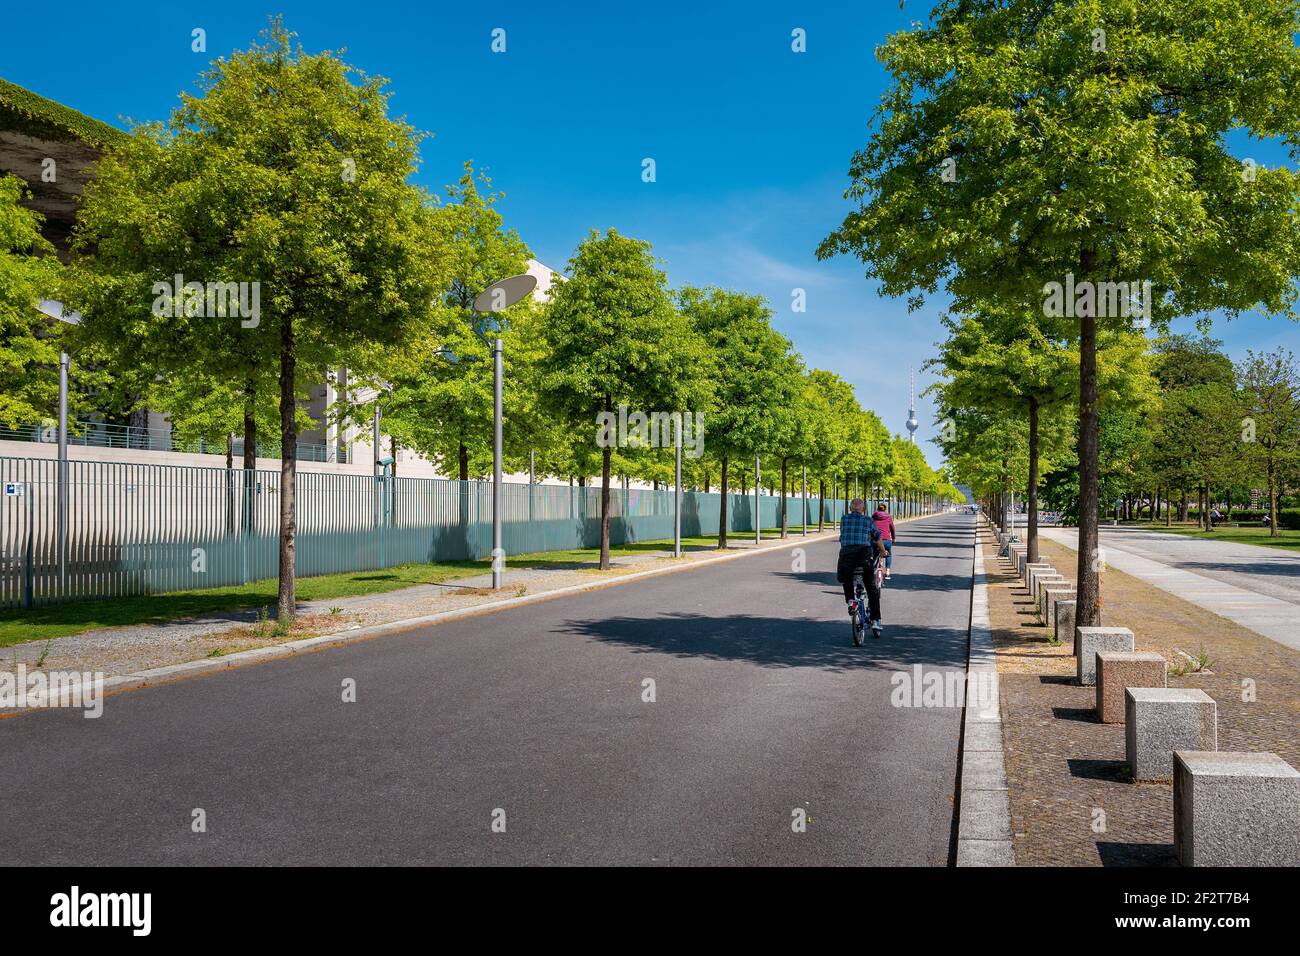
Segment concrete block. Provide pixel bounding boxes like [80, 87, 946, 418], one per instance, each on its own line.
[1125, 688, 1216, 782]
[1076, 626, 1134, 685]
[1040, 584, 1076, 623]
[1095, 651, 1166, 723]
[1033, 574, 1066, 609]
[1055, 600, 1076, 646]
[1025, 564, 1055, 594]
[1174, 751, 1300, 866]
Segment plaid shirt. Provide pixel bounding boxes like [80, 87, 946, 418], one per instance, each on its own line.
[839, 511, 882, 549]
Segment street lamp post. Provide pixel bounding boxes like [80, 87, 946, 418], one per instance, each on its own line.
[472, 273, 537, 590]
[492, 337, 503, 589]
[41, 301, 78, 600]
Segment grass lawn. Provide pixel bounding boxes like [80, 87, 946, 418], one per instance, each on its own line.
[0, 525, 823, 647]
[1119, 521, 1300, 553]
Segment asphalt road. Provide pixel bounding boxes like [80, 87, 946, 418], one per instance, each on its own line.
[2, 512, 975, 866]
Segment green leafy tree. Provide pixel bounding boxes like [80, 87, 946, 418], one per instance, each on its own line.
[1238, 349, 1300, 536]
[538, 229, 709, 568]
[929, 307, 1076, 560]
[819, 0, 1300, 626]
[68, 19, 449, 619]
[0, 174, 62, 428]
[340, 162, 536, 480]
[679, 286, 800, 548]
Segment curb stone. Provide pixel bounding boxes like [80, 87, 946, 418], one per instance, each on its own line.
[955, 514, 1016, 866]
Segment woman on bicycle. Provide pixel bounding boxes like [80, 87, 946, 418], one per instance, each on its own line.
[872, 502, 896, 580]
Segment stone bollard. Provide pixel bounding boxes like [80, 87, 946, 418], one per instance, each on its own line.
[1076, 626, 1135, 685]
[1041, 584, 1076, 625]
[1095, 651, 1166, 723]
[1174, 751, 1300, 866]
[1055, 600, 1077, 645]
[1034, 574, 1067, 609]
[1125, 688, 1216, 782]
[1025, 564, 1054, 593]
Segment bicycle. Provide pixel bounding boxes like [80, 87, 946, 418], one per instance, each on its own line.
[849, 560, 883, 645]
[850, 570, 869, 646]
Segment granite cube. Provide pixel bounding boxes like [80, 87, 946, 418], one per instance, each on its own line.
[1174, 751, 1300, 866]
[1076, 626, 1134, 685]
[1126, 688, 1216, 782]
[1095, 651, 1166, 723]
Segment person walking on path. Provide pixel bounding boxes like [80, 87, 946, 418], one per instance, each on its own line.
[873, 502, 897, 580]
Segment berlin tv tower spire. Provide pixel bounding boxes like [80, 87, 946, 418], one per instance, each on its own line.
[906, 369, 919, 444]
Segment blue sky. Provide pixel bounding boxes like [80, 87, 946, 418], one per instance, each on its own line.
[4, 1, 1298, 468]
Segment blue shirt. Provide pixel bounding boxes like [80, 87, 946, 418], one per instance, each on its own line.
[839, 512, 882, 549]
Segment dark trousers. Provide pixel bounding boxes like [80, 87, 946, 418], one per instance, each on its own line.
[837, 545, 882, 621]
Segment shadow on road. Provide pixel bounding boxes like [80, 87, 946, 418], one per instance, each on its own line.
[777, 569, 974, 593]
[1175, 559, 1300, 580]
[561, 611, 968, 673]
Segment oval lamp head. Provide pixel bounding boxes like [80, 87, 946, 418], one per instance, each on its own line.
[473, 274, 537, 313]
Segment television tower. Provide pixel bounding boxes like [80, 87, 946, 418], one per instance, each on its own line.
[906, 368, 919, 444]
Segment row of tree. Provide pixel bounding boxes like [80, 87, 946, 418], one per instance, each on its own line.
[932, 316, 1300, 553]
[819, 0, 1300, 626]
[0, 20, 958, 619]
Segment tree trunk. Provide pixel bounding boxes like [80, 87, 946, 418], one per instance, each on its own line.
[1028, 396, 1040, 564]
[718, 456, 730, 550]
[458, 442, 469, 482]
[818, 479, 826, 532]
[242, 380, 257, 472]
[1076, 247, 1102, 627]
[277, 320, 298, 623]
[391, 436, 398, 478]
[599, 444, 612, 570]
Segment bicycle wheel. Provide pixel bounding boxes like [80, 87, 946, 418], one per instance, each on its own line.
[852, 575, 866, 646]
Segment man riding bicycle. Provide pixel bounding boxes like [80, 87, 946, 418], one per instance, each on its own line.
[837, 498, 886, 637]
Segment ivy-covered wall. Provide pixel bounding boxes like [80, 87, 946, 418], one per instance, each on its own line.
[0, 77, 124, 147]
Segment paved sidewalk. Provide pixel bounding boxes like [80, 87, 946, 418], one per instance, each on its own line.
[1041, 525, 1300, 652]
[989, 530, 1300, 866]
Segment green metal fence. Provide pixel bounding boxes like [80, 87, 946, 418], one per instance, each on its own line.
[1, 456, 859, 608]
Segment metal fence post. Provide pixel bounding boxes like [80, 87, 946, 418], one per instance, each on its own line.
[801, 465, 807, 536]
[58, 352, 68, 599]
[24, 480, 34, 608]
[674, 412, 682, 558]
